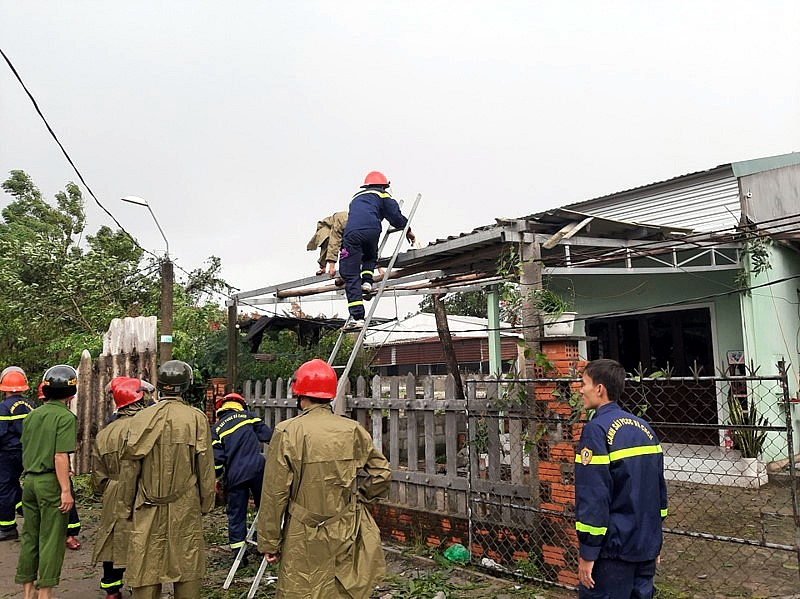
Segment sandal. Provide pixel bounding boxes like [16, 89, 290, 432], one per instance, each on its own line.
[65, 536, 81, 550]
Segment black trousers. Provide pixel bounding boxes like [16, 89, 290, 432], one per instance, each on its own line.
[0, 453, 23, 531]
[226, 473, 263, 550]
[101, 561, 124, 594]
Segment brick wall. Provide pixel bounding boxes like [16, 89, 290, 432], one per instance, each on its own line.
[206, 377, 226, 423]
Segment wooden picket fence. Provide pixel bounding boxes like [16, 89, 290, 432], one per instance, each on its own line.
[71, 317, 158, 474]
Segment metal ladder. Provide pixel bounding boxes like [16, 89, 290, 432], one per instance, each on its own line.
[225, 194, 421, 597]
[328, 193, 421, 415]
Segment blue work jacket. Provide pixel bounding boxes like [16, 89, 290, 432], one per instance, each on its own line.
[0, 394, 36, 453]
[574, 402, 668, 562]
[212, 408, 272, 488]
[344, 186, 408, 233]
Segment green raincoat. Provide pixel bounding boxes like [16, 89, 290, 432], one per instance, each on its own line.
[307, 211, 348, 269]
[90, 404, 146, 566]
[257, 402, 391, 599]
[121, 398, 215, 587]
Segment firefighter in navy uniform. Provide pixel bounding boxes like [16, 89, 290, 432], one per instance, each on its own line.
[574, 359, 668, 599]
[212, 392, 272, 564]
[15, 364, 78, 599]
[0, 366, 35, 541]
[339, 171, 415, 329]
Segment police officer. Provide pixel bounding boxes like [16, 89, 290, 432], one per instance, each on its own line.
[92, 377, 152, 599]
[0, 366, 35, 541]
[339, 171, 415, 329]
[121, 360, 215, 599]
[15, 365, 78, 599]
[257, 359, 391, 598]
[574, 359, 668, 598]
[212, 392, 272, 565]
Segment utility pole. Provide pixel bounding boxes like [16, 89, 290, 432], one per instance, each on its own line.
[160, 257, 174, 362]
[226, 300, 238, 392]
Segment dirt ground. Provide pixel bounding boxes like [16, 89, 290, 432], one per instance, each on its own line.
[0, 487, 572, 599]
[3, 477, 799, 598]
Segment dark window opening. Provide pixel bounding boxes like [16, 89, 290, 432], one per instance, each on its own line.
[586, 308, 716, 445]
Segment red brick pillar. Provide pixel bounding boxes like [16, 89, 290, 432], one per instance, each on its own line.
[206, 377, 226, 423]
[535, 337, 583, 587]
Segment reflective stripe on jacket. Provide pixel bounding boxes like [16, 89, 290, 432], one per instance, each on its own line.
[212, 408, 272, 487]
[574, 402, 668, 562]
[344, 187, 407, 233]
[0, 395, 36, 452]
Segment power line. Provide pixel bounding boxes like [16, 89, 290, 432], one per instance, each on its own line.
[0, 46, 160, 263]
[1, 46, 269, 316]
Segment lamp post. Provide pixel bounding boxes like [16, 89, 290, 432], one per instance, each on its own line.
[121, 195, 173, 363]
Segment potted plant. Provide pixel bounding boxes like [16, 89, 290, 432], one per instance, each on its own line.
[727, 395, 768, 459]
[532, 288, 576, 336]
[726, 394, 769, 485]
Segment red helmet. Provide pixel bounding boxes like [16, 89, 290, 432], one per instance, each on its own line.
[0, 367, 29, 392]
[291, 359, 337, 400]
[362, 171, 389, 187]
[111, 377, 145, 409]
[215, 392, 247, 412]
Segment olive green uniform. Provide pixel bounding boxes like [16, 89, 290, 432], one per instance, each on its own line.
[257, 402, 391, 599]
[307, 211, 348, 270]
[14, 401, 77, 588]
[121, 397, 215, 599]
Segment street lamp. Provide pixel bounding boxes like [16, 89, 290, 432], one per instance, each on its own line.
[121, 195, 169, 257]
[121, 195, 173, 362]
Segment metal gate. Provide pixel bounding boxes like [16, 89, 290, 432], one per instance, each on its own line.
[464, 366, 800, 595]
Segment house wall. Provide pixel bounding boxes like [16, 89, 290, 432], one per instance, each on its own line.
[740, 163, 800, 234]
[742, 242, 800, 455]
[371, 336, 520, 371]
[557, 270, 743, 370]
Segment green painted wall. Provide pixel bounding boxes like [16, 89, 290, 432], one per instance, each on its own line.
[741, 243, 800, 456]
[549, 269, 743, 370]
[546, 244, 800, 459]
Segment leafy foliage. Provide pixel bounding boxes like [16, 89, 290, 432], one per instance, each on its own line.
[0, 170, 227, 382]
[195, 325, 375, 392]
[418, 291, 488, 318]
[727, 394, 768, 458]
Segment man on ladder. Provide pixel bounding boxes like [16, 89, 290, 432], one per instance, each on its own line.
[339, 170, 415, 330]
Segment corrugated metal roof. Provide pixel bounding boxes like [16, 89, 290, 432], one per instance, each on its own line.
[235, 153, 793, 302]
[561, 172, 741, 233]
[420, 153, 799, 246]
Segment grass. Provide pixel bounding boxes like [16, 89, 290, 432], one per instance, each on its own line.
[381, 570, 485, 598]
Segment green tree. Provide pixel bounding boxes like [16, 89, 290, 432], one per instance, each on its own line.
[0, 170, 228, 382]
[0, 170, 161, 372]
[418, 290, 488, 318]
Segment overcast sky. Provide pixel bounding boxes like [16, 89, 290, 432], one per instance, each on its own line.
[2, 1, 798, 320]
